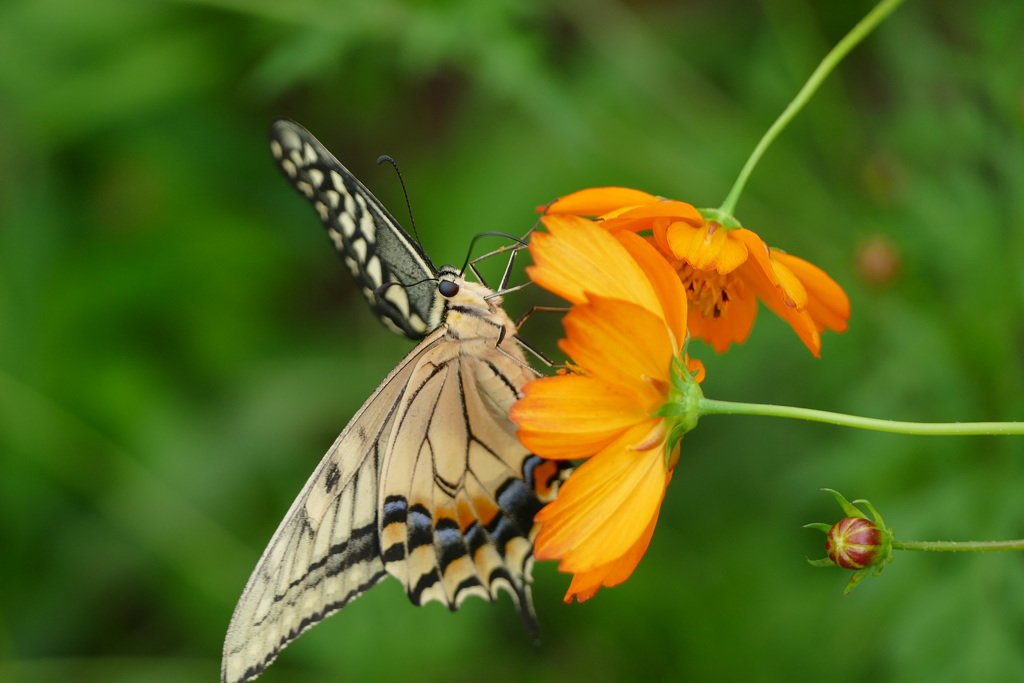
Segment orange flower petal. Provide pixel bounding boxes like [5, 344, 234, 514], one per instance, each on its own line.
[687, 357, 706, 383]
[730, 229, 782, 296]
[534, 420, 668, 574]
[561, 502, 662, 603]
[558, 296, 673, 405]
[563, 572, 603, 604]
[771, 250, 850, 333]
[650, 217, 674, 256]
[733, 230, 821, 356]
[510, 374, 649, 460]
[750, 286, 821, 357]
[544, 187, 661, 216]
[778, 309, 821, 356]
[665, 222, 749, 274]
[767, 256, 809, 310]
[529, 214, 664, 315]
[561, 475, 663, 602]
[614, 231, 688, 349]
[599, 201, 705, 233]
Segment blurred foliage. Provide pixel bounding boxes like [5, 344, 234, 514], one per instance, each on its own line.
[1, 0, 1023, 681]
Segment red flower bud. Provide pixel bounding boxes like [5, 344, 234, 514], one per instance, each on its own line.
[826, 516, 884, 569]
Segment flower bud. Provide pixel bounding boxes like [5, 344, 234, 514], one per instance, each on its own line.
[826, 516, 884, 569]
[806, 489, 894, 594]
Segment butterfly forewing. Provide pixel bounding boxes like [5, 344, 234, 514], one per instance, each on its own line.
[269, 119, 441, 339]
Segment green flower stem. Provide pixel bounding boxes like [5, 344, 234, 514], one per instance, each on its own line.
[697, 398, 1024, 436]
[718, 0, 906, 216]
[894, 540, 1024, 552]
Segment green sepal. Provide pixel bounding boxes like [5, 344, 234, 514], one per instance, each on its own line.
[657, 352, 705, 466]
[669, 356, 692, 393]
[697, 207, 743, 230]
[667, 423, 689, 449]
[653, 402, 688, 418]
[842, 568, 875, 595]
[822, 488, 867, 520]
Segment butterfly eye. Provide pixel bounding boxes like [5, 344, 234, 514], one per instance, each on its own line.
[438, 280, 460, 298]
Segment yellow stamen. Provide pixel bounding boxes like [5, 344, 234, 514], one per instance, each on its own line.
[676, 263, 737, 319]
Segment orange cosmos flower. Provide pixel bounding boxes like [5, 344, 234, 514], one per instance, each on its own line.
[543, 187, 850, 357]
[510, 213, 703, 603]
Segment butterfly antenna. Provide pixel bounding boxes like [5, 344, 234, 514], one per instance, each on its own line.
[489, 209, 548, 289]
[377, 154, 424, 250]
[522, 199, 555, 241]
[469, 205, 547, 271]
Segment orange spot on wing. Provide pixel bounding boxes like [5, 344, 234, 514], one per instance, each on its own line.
[467, 495, 501, 530]
[531, 459, 563, 500]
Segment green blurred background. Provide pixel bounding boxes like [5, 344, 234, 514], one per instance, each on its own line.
[2, 0, 1022, 681]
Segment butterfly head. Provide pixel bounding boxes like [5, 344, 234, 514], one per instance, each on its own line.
[435, 265, 509, 335]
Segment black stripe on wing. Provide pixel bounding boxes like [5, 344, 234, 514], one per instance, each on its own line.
[269, 119, 439, 339]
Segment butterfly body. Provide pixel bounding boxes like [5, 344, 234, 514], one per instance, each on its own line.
[221, 122, 563, 683]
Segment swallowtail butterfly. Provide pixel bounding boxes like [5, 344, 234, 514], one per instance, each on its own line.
[221, 120, 564, 683]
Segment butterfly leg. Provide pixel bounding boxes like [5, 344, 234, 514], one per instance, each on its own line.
[491, 324, 559, 373]
[514, 306, 569, 330]
[511, 306, 569, 370]
[513, 334, 558, 369]
[497, 240, 519, 292]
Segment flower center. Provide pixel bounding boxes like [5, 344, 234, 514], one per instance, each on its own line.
[677, 263, 737, 319]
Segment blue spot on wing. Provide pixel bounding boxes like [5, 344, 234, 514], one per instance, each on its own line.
[407, 504, 434, 549]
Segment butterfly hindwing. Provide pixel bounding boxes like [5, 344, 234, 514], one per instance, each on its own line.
[223, 289, 562, 682]
[222, 328, 445, 683]
[377, 313, 545, 621]
[269, 119, 440, 339]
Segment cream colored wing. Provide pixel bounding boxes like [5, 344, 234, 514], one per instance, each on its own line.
[378, 333, 565, 631]
[221, 329, 446, 683]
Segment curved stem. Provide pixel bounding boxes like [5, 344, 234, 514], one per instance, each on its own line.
[718, 0, 906, 215]
[894, 540, 1024, 552]
[698, 398, 1024, 436]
